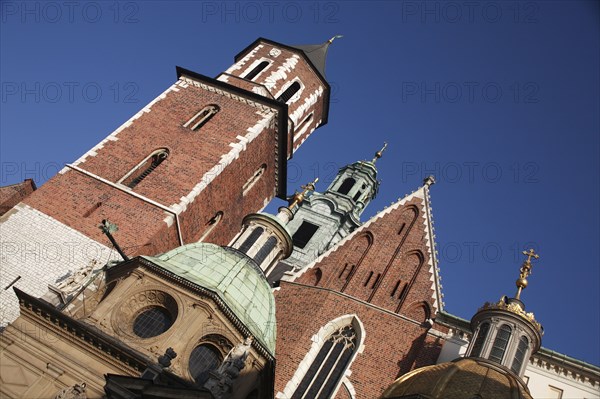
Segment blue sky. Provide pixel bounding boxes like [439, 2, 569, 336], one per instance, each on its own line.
[1, 1, 598, 365]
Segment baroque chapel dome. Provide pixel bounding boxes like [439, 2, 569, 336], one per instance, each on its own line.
[380, 357, 532, 399]
[143, 242, 276, 355]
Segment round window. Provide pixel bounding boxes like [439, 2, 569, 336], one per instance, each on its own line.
[189, 344, 222, 384]
[133, 306, 173, 338]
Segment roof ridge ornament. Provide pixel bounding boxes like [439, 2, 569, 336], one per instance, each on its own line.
[515, 248, 540, 300]
[372, 142, 388, 163]
[288, 177, 319, 211]
[328, 34, 344, 44]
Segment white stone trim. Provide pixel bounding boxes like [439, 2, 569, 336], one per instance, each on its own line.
[273, 78, 305, 105]
[171, 110, 275, 214]
[62, 82, 182, 173]
[264, 55, 300, 92]
[225, 44, 264, 74]
[241, 57, 273, 81]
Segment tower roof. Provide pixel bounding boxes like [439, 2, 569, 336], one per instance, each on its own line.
[143, 243, 276, 355]
[290, 35, 342, 77]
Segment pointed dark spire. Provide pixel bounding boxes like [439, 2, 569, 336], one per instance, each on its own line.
[292, 35, 342, 77]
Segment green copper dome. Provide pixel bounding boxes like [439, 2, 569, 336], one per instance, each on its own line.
[142, 243, 276, 355]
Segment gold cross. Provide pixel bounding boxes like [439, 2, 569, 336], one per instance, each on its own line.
[288, 178, 319, 210]
[522, 249, 540, 264]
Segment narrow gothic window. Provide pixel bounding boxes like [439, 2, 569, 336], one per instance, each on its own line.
[391, 280, 401, 297]
[511, 335, 529, 373]
[243, 164, 267, 196]
[337, 178, 356, 195]
[470, 322, 490, 357]
[292, 221, 319, 249]
[278, 81, 301, 103]
[184, 104, 220, 131]
[239, 227, 264, 254]
[291, 325, 358, 399]
[120, 148, 169, 189]
[198, 211, 223, 242]
[294, 112, 314, 138]
[371, 273, 381, 289]
[189, 343, 222, 385]
[364, 271, 374, 287]
[489, 324, 512, 363]
[244, 60, 270, 80]
[254, 236, 277, 265]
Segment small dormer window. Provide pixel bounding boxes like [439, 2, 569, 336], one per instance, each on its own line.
[119, 148, 169, 189]
[184, 104, 220, 131]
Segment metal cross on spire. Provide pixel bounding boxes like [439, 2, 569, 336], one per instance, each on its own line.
[515, 248, 540, 300]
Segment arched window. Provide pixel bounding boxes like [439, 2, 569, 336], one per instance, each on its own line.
[489, 324, 512, 363]
[244, 60, 270, 80]
[119, 148, 169, 189]
[337, 178, 356, 195]
[511, 335, 529, 374]
[189, 343, 222, 385]
[254, 236, 278, 265]
[198, 211, 223, 242]
[470, 322, 490, 357]
[242, 164, 267, 196]
[184, 104, 220, 131]
[238, 227, 264, 254]
[278, 81, 301, 104]
[294, 112, 314, 140]
[391, 280, 402, 297]
[291, 324, 358, 399]
[352, 191, 362, 202]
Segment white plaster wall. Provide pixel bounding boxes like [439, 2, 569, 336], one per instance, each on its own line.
[0, 204, 118, 326]
[525, 362, 600, 399]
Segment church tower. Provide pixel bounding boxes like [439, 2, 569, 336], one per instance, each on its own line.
[266, 144, 386, 283]
[0, 37, 335, 327]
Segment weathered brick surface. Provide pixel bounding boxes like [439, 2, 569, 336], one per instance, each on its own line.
[296, 197, 436, 316]
[274, 191, 445, 397]
[274, 283, 446, 398]
[0, 179, 36, 216]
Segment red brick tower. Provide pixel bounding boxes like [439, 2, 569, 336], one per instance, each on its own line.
[273, 177, 447, 399]
[0, 38, 333, 326]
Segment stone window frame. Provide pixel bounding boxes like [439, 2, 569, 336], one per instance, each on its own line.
[241, 58, 273, 81]
[275, 78, 305, 105]
[117, 147, 170, 189]
[111, 287, 181, 343]
[242, 163, 267, 196]
[198, 211, 224, 242]
[181, 332, 235, 383]
[293, 111, 314, 142]
[183, 104, 220, 131]
[276, 314, 366, 399]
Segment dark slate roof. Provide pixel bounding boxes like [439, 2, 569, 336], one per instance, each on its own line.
[291, 41, 332, 77]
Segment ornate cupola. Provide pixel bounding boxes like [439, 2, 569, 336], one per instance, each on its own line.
[467, 249, 543, 377]
[381, 250, 544, 399]
[325, 142, 386, 218]
[229, 179, 318, 274]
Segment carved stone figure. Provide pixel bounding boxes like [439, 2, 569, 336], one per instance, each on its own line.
[204, 337, 253, 399]
[55, 260, 98, 295]
[54, 382, 87, 399]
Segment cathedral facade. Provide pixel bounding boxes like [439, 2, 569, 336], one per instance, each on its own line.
[0, 38, 598, 399]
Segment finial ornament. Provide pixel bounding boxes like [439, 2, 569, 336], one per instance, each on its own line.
[515, 248, 540, 300]
[372, 142, 388, 163]
[328, 35, 343, 44]
[288, 178, 319, 210]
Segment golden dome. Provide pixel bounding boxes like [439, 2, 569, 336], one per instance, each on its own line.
[380, 357, 532, 399]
